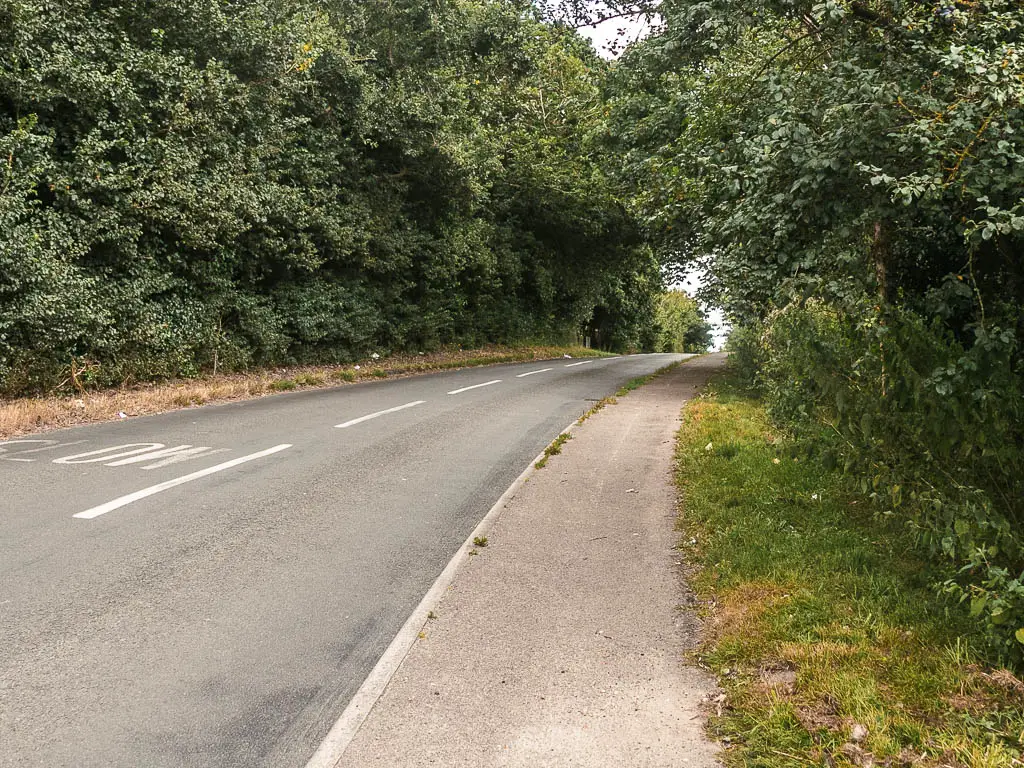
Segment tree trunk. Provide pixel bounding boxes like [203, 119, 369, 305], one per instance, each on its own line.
[872, 220, 888, 303]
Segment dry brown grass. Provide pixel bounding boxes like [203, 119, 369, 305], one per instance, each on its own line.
[707, 581, 792, 640]
[0, 344, 606, 439]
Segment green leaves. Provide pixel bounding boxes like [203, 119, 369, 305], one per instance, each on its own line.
[0, 0, 660, 392]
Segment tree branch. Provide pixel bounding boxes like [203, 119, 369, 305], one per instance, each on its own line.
[571, 8, 651, 30]
[737, 31, 816, 104]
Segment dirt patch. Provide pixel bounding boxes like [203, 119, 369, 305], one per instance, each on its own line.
[794, 693, 843, 734]
[981, 667, 1024, 697]
[758, 663, 798, 695]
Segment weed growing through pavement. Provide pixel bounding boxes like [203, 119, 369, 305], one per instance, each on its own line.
[675, 375, 1024, 767]
[535, 432, 571, 469]
[577, 396, 617, 425]
[473, 536, 488, 548]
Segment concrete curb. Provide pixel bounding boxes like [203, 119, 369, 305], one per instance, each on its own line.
[304, 419, 579, 768]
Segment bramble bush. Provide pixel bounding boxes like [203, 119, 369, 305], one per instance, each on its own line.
[733, 301, 1024, 663]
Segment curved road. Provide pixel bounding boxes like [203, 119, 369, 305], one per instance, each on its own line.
[0, 353, 690, 767]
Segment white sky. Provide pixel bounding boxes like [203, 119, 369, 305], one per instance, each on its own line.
[577, 13, 654, 59]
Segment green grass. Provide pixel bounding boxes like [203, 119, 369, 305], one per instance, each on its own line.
[676, 377, 1024, 768]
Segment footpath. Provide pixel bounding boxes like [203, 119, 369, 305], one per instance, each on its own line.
[326, 353, 726, 767]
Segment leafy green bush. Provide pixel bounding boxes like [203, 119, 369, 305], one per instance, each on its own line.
[0, 0, 660, 395]
[723, 323, 763, 388]
[739, 302, 1024, 664]
[600, 0, 1024, 666]
[655, 290, 712, 353]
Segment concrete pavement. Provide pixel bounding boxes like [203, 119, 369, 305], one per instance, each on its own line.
[333, 354, 725, 767]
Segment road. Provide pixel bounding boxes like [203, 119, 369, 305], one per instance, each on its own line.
[0, 353, 690, 767]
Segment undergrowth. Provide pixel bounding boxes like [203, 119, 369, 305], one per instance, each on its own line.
[729, 302, 1024, 662]
[676, 376, 1024, 768]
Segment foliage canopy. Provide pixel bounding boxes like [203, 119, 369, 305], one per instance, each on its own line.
[598, 0, 1024, 661]
[0, 0, 669, 394]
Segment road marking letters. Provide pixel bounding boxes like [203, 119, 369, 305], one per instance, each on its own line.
[0, 440, 86, 462]
[74, 444, 293, 520]
[105, 445, 229, 470]
[54, 444, 168, 464]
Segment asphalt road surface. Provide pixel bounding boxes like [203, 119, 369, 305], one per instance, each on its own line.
[0, 353, 690, 767]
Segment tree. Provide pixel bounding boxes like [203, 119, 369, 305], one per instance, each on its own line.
[0, 0, 661, 392]
[655, 290, 711, 352]
[599, 0, 1024, 659]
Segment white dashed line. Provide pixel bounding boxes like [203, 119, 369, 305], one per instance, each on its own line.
[564, 360, 593, 367]
[335, 401, 426, 429]
[447, 380, 501, 395]
[515, 368, 553, 378]
[73, 444, 293, 520]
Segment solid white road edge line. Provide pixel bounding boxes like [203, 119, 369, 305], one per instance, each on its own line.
[515, 368, 553, 378]
[565, 360, 592, 367]
[73, 444, 293, 519]
[447, 379, 501, 395]
[304, 418, 581, 768]
[335, 401, 425, 429]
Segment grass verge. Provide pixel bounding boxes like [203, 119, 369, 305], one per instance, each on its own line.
[0, 344, 612, 439]
[675, 376, 1024, 768]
